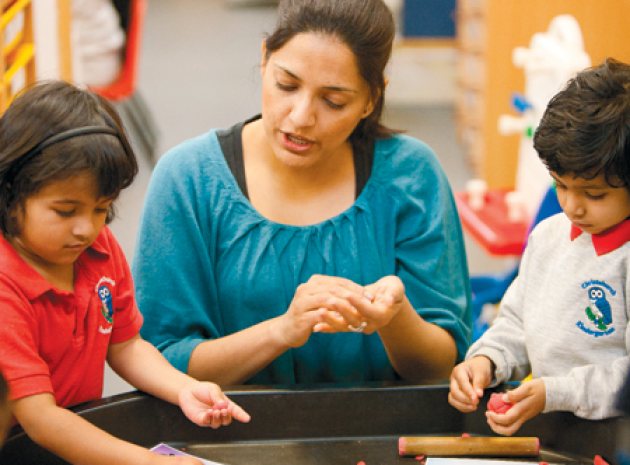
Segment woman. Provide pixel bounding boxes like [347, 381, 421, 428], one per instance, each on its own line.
[133, 0, 471, 386]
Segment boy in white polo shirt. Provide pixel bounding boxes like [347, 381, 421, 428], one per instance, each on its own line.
[448, 57, 630, 436]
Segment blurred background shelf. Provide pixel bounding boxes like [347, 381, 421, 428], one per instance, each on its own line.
[455, 0, 630, 189]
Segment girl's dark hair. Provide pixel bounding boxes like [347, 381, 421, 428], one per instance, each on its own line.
[0, 80, 138, 236]
[265, 0, 399, 156]
[533, 57, 630, 188]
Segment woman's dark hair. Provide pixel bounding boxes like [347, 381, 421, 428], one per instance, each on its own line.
[534, 57, 630, 188]
[0, 80, 138, 236]
[264, 0, 398, 156]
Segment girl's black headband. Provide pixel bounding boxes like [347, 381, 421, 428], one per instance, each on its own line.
[3, 126, 122, 185]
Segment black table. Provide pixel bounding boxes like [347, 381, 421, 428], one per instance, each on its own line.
[1, 383, 626, 464]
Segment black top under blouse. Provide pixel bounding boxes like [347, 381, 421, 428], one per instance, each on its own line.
[217, 115, 373, 199]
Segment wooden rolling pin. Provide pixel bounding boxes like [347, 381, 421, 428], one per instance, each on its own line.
[398, 436, 540, 457]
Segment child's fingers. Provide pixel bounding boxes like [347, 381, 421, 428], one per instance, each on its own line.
[206, 409, 223, 429]
[228, 401, 251, 423]
[485, 409, 523, 436]
[448, 391, 478, 412]
[196, 409, 214, 426]
[195, 409, 221, 426]
[471, 374, 488, 399]
[487, 418, 520, 436]
[448, 377, 468, 403]
[450, 367, 479, 404]
[448, 379, 479, 412]
[187, 381, 225, 407]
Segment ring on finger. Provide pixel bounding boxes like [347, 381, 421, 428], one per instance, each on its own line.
[347, 321, 367, 333]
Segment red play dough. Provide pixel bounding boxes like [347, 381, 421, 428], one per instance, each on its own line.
[487, 392, 513, 414]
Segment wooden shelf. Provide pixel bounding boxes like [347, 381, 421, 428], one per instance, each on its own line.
[455, 0, 630, 189]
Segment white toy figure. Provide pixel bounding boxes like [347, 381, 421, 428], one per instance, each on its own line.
[498, 14, 591, 219]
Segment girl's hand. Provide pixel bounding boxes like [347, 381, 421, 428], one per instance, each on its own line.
[178, 382, 251, 429]
[485, 379, 546, 436]
[448, 356, 494, 413]
[152, 455, 204, 465]
[276, 275, 368, 346]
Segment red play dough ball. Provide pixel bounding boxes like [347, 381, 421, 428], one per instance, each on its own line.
[488, 392, 513, 414]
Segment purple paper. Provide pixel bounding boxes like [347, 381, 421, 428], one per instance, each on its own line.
[151, 443, 226, 464]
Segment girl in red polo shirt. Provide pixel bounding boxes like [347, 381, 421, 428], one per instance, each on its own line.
[0, 81, 250, 465]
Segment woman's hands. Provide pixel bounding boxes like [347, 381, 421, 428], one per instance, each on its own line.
[359, 275, 406, 332]
[273, 274, 370, 347]
[273, 274, 407, 348]
[178, 381, 251, 429]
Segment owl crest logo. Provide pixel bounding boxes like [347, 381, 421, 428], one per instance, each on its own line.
[95, 276, 116, 334]
[576, 280, 616, 337]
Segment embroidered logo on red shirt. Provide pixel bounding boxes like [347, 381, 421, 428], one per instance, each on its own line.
[95, 277, 116, 334]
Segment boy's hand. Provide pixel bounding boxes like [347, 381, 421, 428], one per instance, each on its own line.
[448, 356, 494, 412]
[178, 381, 251, 429]
[485, 379, 546, 436]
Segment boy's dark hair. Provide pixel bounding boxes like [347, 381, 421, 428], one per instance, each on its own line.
[534, 57, 630, 188]
[0, 80, 138, 236]
[265, 0, 399, 159]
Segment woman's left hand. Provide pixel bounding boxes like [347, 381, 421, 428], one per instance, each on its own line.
[484, 379, 546, 436]
[315, 275, 405, 334]
[357, 275, 405, 332]
[178, 381, 251, 429]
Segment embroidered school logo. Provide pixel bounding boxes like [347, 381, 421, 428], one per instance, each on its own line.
[95, 277, 116, 334]
[576, 280, 616, 337]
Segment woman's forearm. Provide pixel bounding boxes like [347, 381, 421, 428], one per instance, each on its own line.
[378, 297, 457, 382]
[187, 316, 292, 385]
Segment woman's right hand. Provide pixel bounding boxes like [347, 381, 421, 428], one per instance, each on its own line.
[274, 274, 369, 348]
[448, 355, 494, 412]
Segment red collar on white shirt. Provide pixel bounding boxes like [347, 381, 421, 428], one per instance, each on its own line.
[570, 219, 630, 256]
